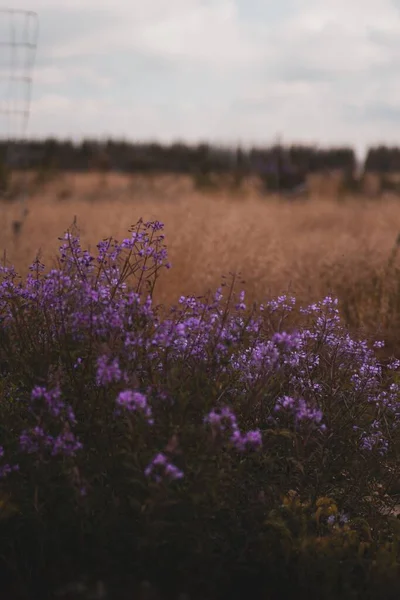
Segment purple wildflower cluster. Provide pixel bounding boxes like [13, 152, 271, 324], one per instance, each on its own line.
[327, 512, 350, 527]
[20, 424, 82, 457]
[274, 395, 326, 431]
[0, 446, 19, 479]
[96, 355, 125, 386]
[19, 386, 82, 458]
[204, 407, 262, 452]
[144, 452, 184, 483]
[0, 217, 400, 500]
[115, 390, 154, 424]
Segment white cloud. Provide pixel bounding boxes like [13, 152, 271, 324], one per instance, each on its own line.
[47, 0, 261, 68]
[34, 66, 111, 88]
[131, 1, 262, 65]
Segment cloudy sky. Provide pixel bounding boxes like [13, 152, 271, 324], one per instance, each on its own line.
[2, 0, 400, 160]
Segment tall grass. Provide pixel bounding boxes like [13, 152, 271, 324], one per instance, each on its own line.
[2, 173, 400, 350]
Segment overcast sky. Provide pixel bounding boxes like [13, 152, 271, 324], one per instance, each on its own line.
[2, 0, 400, 160]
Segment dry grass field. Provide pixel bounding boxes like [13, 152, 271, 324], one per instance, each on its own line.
[2, 170, 400, 356]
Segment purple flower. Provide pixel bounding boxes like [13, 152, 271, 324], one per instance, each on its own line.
[74, 357, 83, 369]
[30, 386, 76, 422]
[116, 390, 154, 424]
[0, 445, 19, 478]
[51, 428, 83, 457]
[20, 425, 82, 458]
[96, 355, 123, 386]
[327, 512, 349, 526]
[205, 407, 263, 452]
[204, 407, 239, 434]
[0, 464, 19, 478]
[20, 426, 53, 454]
[373, 340, 385, 349]
[327, 515, 336, 525]
[266, 295, 296, 313]
[231, 429, 263, 452]
[274, 396, 325, 430]
[235, 290, 246, 311]
[145, 452, 183, 482]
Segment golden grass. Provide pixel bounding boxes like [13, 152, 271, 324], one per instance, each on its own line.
[2, 171, 400, 352]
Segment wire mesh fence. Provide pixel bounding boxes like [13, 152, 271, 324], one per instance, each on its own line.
[0, 8, 38, 235]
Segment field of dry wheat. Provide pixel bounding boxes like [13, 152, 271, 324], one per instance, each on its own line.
[2, 171, 400, 355]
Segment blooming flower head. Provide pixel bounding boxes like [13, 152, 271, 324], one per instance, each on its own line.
[144, 452, 183, 483]
[116, 390, 154, 424]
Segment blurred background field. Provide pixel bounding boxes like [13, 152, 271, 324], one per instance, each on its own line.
[3, 166, 400, 363]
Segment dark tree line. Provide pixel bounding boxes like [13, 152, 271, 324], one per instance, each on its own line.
[0, 138, 399, 176]
[0, 139, 357, 174]
[364, 146, 400, 172]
